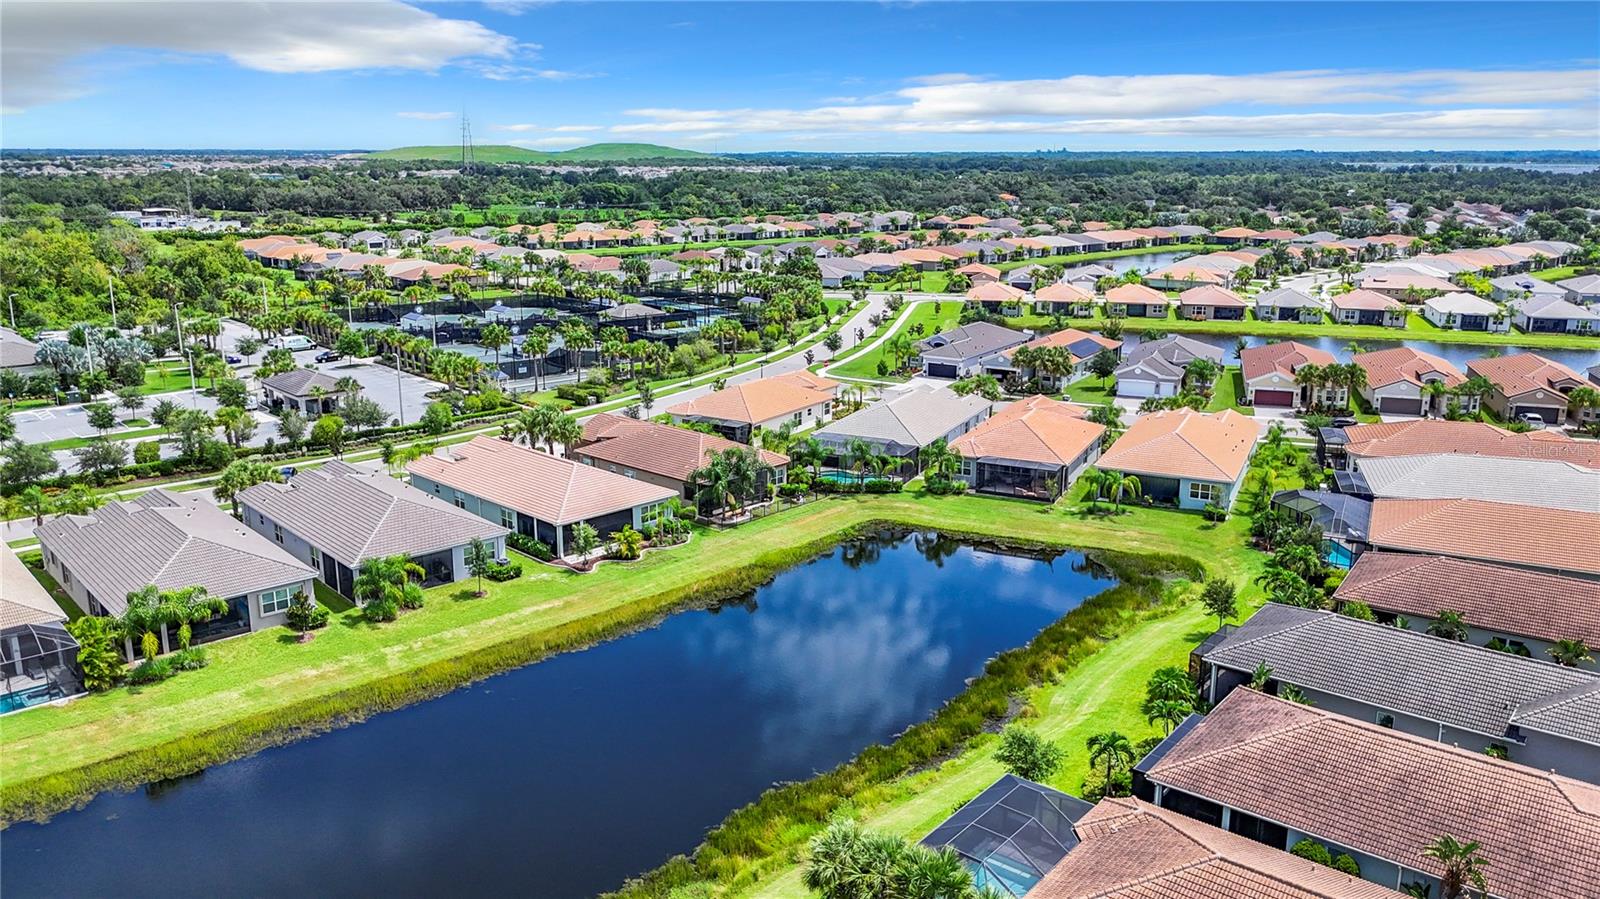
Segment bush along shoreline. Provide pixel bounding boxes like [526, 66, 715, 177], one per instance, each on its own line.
[0, 515, 1190, 827]
[602, 541, 1203, 898]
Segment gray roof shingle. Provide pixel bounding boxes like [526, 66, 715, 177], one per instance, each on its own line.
[261, 368, 345, 398]
[1207, 603, 1600, 746]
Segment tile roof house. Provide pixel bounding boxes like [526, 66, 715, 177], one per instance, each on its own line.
[1508, 294, 1600, 334]
[916, 322, 1032, 379]
[1336, 453, 1600, 513]
[989, 328, 1121, 389]
[1, 543, 84, 711]
[238, 461, 508, 598]
[1095, 409, 1258, 510]
[1329, 289, 1408, 328]
[949, 396, 1105, 500]
[1335, 552, 1600, 669]
[1467, 352, 1591, 426]
[1178, 285, 1249, 321]
[35, 489, 316, 648]
[1488, 273, 1568, 303]
[1317, 419, 1600, 471]
[921, 774, 1095, 897]
[1555, 272, 1600, 304]
[0, 327, 45, 374]
[1421, 292, 1510, 332]
[1239, 341, 1340, 409]
[1137, 688, 1600, 899]
[1253, 287, 1325, 324]
[407, 436, 676, 559]
[1031, 797, 1405, 899]
[1198, 603, 1600, 776]
[1031, 281, 1097, 317]
[665, 372, 839, 443]
[575, 413, 789, 503]
[1103, 283, 1172, 318]
[1113, 335, 1225, 400]
[1366, 497, 1600, 580]
[1350, 347, 1466, 417]
[1357, 272, 1458, 299]
[814, 386, 994, 464]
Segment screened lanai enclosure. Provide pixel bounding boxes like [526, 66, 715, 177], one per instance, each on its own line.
[1, 620, 84, 714]
[921, 774, 1094, 897]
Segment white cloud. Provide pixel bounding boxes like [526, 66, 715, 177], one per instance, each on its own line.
[904, 72, 984, 86]
[478, 0, 549, 15]
[474, 65, 599, 82]
[398, 111, 454, 121]
[1, 0, 520, 112]
[491, 123, 540, 132]
[605, 67, 1599, 145]
[551, 124, 601, 133]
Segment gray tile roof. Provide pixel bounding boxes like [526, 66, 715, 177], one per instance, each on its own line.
[1352, 454, 1600, 512]
[35, 489, 314, 613]
[918, 322, 1030, 364]
[1, 327, 41, 369]
[2, 543, 63, 628]
[1207, 603, 1600, 747]
[1126, 334, 1225, 367]
[1253, 287, 1320, 308]
[816, 387, 992, 452]
[1511, 682, 1600, 746]
[239, 461, 507, 567]
[261, 368, 345, 398]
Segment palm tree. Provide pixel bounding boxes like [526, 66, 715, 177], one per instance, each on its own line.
[1427, 609, 1469, 642]
[917, 437, 961, 481]
[1423, 835, 1489, 899]
[1086, 730, 1134, 796]
[1423, 380, 1450, 417]
[845, 438, 876, 484]
[1107, 472, 1141, 512]
[1547, 638, 1594, 668]
[1080, 467, 1108, 512]
[525, 325, 553, 391]
[788, 436, 827, 481]
[167, 585, 229, 650]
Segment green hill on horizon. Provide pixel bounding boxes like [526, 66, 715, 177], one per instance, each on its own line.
[366, 143, 714, 163]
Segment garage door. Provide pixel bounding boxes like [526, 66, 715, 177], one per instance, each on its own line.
[1118, 379, 1160, 398]
[1378, 396, 1423, 415]
[1253, 389, 1295, 407]
[925, 363, 959, 379]
[1514, 405, 1560, 424]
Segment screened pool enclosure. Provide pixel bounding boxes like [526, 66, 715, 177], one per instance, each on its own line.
[920, 774, 1093, 896]
[1, 620, 84, 714]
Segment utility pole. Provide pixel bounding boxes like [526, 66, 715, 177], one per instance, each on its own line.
[174, 303, 198, 408]
[108, 277, 118, 330]
[6, 293, 16, 330]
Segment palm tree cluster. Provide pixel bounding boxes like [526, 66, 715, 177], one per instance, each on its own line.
[844, 438, 903, 485]
[1292, 362, 1367, 412]
[1142, 666, 1199, 736]
[355, 554, 427, 622]
[511, 403, 583, 455]
[120, 584, 231, 661]
[1080, 467, 1141, 514]
[691, 446, 775, 517]
[803, 819, 992, 899]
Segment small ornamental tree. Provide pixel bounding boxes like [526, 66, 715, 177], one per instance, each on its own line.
[994, 724, 1064, 782]
[1201, 578, 1238, 629]
[420, 401, 453, 436]
[570, 522, 601, 570]
[284, 589, 329, 635]
[66, 616, 126, 691]
[464, 537, 495, 596]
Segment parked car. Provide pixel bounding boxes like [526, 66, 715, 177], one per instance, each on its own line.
[314, 350, 343, 363]
[277, 335, 314, 351]
[1518, 412, 1547, 428]
[225, 354, 243, 364]
[1330, 418, 1358, 429]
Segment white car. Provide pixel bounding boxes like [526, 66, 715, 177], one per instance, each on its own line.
[1518, 412, 1547, 428]
[276, 335, 314, 351]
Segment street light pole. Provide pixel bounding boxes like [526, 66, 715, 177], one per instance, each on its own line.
[6, 293, 15, 330]
[174, 303, 198, 408]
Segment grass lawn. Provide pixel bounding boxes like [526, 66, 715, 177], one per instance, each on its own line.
[15, 550, 85, 621]
[1533, 266, 1583, 282]
[1206, 367, 1254, 414]
[829, 300, 963, 380]
[37, 425, 167, 452]
[1, 490, 1261, 821]
[1006, 309, 1600, 350]
[1059, 378, 1115, 404]
[312, 581, 356, 614]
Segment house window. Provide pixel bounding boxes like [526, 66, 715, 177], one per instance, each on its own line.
[1376, 713, 1395, 729]
[454, 491, 466, 510]
[500, 507, 514, 529]
[273, 523, 283, 544]
[259, 586, 292, 615]
[61, 565, 72, 586]
[1188, 482, 1221, 504]
[309, 547, 321, 568]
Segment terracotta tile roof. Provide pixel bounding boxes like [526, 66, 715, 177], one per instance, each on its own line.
[1145, 689, 1600, 899]
[950, 396, 1104, 467]
[1335, 552, 1600, 647]
[1, 543, 65, 629]
[1032, 797, 1404, 899]
[665, 372, 836, 426]
[1021, 327, 1121, 363]
[1367, 497, 1600, 577]
[954, 263, 1000, 278]
[1240, 341, 1336, 382]
[1097, 409, 1257, 483]
[965, 281, 1026, 302]
[1104, 283, 1169, 305]
[1256, 228, 1300, 241]
[1358, 273, 1458, 293]
[1338, 419, 1600, 469]
[1179, 286, 1249, 308]
[1150, 265, 1226, 284]
[406, 436, 674, 526]
[577, 414, 787, 482]
[1352, 347, 1463, 389]
[1212, 227, 1260, 238]
[1034, 281, 1094, 302]
[1466, 352, 1587, 399]
[1331, 289, 1404, 311]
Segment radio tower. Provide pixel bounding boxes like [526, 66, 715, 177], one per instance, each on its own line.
[460, 113, 476, 174]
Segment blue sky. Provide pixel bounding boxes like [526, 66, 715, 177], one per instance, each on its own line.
[3, 1, 1597, 151]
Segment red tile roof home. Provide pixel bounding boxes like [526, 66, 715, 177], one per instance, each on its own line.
[966, 281, 1026, 302]
[1339, 419, 1600, 469]
[896, 247, 952, 264]
[1178, 285, 1248, 308]
[1021, 327, 1122, 361]
[949, 396, 1104, 468]
[406, 436, 675, 526]
[1331, 288, 1405, 311]
[1080, 221, 1109, 231]
[665, 372, 837, 426]
[1144, 688, 1600, 899]
[1104, 283, 1169, 305]
[953, 215, 990, 226]
[1334, 552, 1600, 647]
[1358, 273, 1458, 294]
[1031, 798, 1404, 899]
[1096, 409, 1257, 483]
[1466, 352, 1587, 398]
[1212, 227, 1260, 239]
[1367, 497, 1600, 577]
[568, 254, 622, 272]
[1352, 347, 1464, 389]
[576, 414, 787, 482]
[1034, 281, 1095, 303]
[1151, 265, 1227, 284]
[1255, 228, 1300, 241]
[954, 263, 1001, 279]
[1240, 340, 1336, 381]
